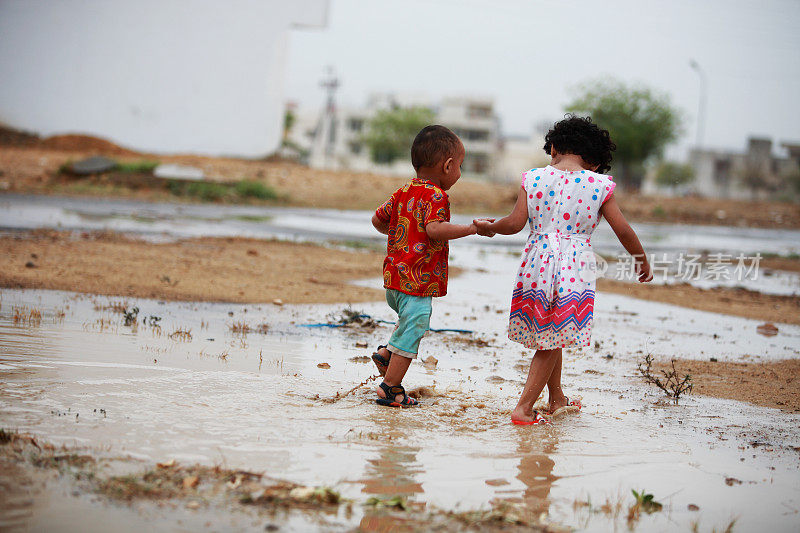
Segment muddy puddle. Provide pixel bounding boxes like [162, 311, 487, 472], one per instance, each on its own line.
[2, 265, 799, 531]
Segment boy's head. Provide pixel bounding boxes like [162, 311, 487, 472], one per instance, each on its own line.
[543, 114, 616, 173]
[411, 125, 464, 190]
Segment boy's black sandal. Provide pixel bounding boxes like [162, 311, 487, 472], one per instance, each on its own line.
[376, 382, 419, 408]
[371, 345, 391, 376]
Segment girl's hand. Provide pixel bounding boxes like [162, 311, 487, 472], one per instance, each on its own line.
[473, 218, 496, 237]
[636, 257, 653, 282]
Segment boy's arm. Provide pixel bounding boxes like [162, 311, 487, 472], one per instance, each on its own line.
[599, 195, 653, 282]
[425, 221, 477, 241]
[474, 188, 528, 235]
[372, 213, 390, 235]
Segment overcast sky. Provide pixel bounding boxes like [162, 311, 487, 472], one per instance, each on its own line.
[285, 0, 800, 159]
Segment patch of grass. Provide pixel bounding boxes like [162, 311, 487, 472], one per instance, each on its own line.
[235, 180, 278, 200]
[627, 489, 663, 525]
[334, 239, 383, 252]
[115, 160, 159, 173]
[229, 321, 250, 335]
[0, 428, 14, 444]
[651, 205, 667, 217]
[233, 214, 274, 223]
[169, 328, 192, 342]
[365, 495, 407, 510]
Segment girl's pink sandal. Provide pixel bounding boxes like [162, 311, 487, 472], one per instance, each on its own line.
[511, 410, 550, 426]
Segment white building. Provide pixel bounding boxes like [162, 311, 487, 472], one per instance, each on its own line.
[496, 133, 549, 183]
[642, 138, 800, 199]
[0, 0, 328, 157]
[300, 93, 505, 181]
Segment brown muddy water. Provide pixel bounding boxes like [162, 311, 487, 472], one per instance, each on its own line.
[1, 263, 800, 531]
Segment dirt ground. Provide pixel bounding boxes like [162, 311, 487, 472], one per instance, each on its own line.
[597, 278, 800, 326]
[1, 131, 799, 228]
[652, 358, 800, 413]
[0, 230, 385, 305]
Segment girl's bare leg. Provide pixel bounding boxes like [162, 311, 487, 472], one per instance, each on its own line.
[376, 353, 412, 403]
[546, 350, 568, 411]
[511, 348, 561, 423]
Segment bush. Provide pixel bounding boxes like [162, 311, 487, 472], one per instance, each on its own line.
[655, 161, 694, 188]
[115, 160, 159, 174]
[235, 180, 277, 200]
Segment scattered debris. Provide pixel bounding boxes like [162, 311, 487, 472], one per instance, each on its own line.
[365, 495, 407, 510]
[153, 163, 205, 181]
[756, 323, 779, 337]
[355, 341, 368, 348]
[272, 299, 284, 306]
[725, 477, 742, 486]
[423, 356, 438, 369]
[123, 306, 139, 326]
[687, 503, 700, 511]
[317, 363, 331, 369]
[349, 356, 371, 363]
[637, 353, 693, 404]
[25, 261, 36, 268]
[65, 156, 117, 175]
[230, 321, 250, 335]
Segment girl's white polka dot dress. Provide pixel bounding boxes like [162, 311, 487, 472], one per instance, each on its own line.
[508, 165, 615, 350]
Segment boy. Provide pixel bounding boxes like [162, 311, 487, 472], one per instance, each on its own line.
[370, 125, 493, 407]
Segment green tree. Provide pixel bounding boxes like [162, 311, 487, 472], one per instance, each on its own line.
[565, 78, 683, 189]
[363, 106, 435, 164]
[655, 161, 694, 188]
[283, 108, 296, 139]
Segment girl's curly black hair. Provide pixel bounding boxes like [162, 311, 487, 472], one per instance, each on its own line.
[543, 114, 616, 174]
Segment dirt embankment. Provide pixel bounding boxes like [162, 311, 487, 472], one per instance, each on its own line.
[1, 129, 798, 228]
[0, 230, 385, 305]
[2, 229, 798, 323]
[597, 279, 800, 326]
[652, 358, 800, 413]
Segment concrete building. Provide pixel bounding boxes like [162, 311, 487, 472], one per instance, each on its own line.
[496, 133, 549, 184]
[297, 92, 546, 183]
[0, 0, 328, 157]
[299, 93, 504, 181]
[686, 138, 800, 199]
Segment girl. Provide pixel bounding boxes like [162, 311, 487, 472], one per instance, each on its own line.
[474, 115, 653, 425]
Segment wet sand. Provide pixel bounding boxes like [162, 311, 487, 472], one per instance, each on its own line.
[597, 278, 800, 326]
[2, 139, 800, 228]
[0, 230, 384, 304]
[4, 229, 798, 322]
[652, 358, 800, 413]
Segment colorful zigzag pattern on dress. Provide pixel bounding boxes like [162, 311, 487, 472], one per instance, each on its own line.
[510, 288, 594, 333]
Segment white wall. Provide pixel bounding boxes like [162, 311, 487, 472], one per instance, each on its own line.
[0, 0, 327, 157]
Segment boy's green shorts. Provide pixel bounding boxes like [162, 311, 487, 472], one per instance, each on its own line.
[385, 289, 432, 359]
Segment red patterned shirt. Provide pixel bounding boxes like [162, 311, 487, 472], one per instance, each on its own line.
[375, 178, 450, 297]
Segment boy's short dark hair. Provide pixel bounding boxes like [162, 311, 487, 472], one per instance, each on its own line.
[543, 114, 616, 174]
[411, 125, 461, 170]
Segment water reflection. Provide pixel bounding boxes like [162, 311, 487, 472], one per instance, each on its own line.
[514, 438, 559, 515]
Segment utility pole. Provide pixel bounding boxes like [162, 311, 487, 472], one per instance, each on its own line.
[319, 66, 340, 162]
[689, 59, 707, 149]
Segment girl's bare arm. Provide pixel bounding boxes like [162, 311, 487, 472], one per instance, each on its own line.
[599, 195, 653, 282]
[474, 188, 528, 235]
[372, 213, 390, 235]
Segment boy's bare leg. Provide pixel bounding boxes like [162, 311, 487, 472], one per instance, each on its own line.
[376, 352, 412, 403]
[511, 348, 560, 423]
[546, 349, 568, 411]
